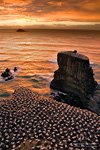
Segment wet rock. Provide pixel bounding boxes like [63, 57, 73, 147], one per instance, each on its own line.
[50, 51, 100, 115]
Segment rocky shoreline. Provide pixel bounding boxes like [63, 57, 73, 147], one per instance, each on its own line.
[0, 87, 100, 149]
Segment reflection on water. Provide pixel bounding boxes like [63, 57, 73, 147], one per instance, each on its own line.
[0, 29, 100, 98]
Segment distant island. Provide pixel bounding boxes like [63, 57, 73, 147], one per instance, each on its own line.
[16, 29, 25, 32]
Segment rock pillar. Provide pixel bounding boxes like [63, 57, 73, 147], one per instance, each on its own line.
[50, 51, 100, 115]
[51, 51, 96, 97]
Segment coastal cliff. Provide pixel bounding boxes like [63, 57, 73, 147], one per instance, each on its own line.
[50, 51, 100, 115]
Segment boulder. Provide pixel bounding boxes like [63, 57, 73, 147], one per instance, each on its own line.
[17, 29, 25, 32]
[50, 51, 100, 115]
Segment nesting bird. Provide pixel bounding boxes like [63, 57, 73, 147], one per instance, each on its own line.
[73, 50, 77, 54]
[0, 87, 100, 150]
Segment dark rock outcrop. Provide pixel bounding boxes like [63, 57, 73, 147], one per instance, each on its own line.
[50, 51, 100, 115]
[17, 29, 25, 32]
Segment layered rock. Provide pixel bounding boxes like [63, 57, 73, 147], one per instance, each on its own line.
[50, 51, 100, 115]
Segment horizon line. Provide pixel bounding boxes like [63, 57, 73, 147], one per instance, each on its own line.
[0, 28, 100, 31]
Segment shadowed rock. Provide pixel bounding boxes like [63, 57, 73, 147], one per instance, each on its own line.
[50, 51, 100, 115]
[17, 29, 25, 32]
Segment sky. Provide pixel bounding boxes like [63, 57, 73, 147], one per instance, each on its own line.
[0, 0, 100, 29]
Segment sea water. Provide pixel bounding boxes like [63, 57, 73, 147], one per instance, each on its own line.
[0, 29, 100, 98]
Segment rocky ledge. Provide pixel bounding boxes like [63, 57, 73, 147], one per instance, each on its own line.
[50, 51, 100, 115]
[0, 87, 99, 149]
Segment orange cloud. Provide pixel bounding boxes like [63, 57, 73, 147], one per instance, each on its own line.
[82, 0, 100, 12]
[0, 0, 100, 29]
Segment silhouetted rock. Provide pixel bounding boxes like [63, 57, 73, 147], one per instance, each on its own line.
[1, 68, 14, 81]
[14, 67, 18, 72]
[17, 29, 25, 32]
[50, 51, 100, 115]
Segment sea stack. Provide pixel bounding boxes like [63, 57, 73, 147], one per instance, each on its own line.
[50, 51, 100, 115]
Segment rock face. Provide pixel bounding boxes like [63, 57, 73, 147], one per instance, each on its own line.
[50, 51, 100, 115]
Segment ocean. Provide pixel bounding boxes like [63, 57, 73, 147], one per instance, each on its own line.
[0, 29, 100, 98]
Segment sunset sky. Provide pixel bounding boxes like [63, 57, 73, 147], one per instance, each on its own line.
[0, 0, 100, 29]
